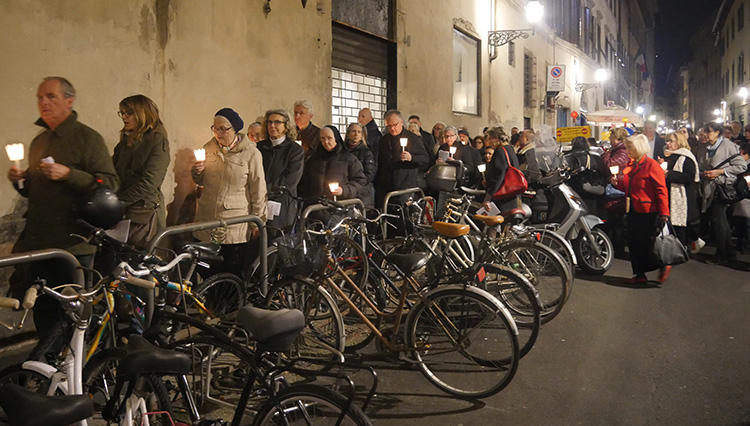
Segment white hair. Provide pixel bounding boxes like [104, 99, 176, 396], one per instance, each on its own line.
[294, 99, 313, 112]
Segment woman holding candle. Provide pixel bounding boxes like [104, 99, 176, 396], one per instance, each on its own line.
[112, 95, 170, 248]
[656, 131, 699, 246]
[437, 125, 481, 186]
[610, 134, 670, 284]
[191, 108, 267, 276]
[602, 127, 631, 256]
[299, 125, 367, 203]
[344, 123, 376, 207]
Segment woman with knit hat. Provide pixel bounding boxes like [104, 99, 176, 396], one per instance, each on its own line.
[191, 107, 267, 277]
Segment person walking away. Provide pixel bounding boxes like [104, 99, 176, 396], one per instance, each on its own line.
[658, 131, 699, 247]
[191, 108, 267, 277]
[7, 76, 119, 361]
[113, 95, 170, 248]
[610, 134, 671, 284]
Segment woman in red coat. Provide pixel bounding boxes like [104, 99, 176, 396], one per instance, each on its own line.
[611, 134, 671, 284]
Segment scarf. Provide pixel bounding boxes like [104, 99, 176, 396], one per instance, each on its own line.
[665, 148, 698, 227]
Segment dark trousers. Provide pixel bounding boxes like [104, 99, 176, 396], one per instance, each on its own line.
[708, 201, 734, 260]
[626, 212, 659, 276]
[9, 255, 93, 362]
[605, 210, 626, 255]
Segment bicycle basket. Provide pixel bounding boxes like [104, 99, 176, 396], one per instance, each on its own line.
[275, 234, 327, 276]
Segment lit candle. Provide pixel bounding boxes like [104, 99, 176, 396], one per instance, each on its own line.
[609, 166, 619, 175]
[328, 182, 340, 201]
[449, 146, 457, 157]
[660, 162, 668, 171]
[295, 140, 302, 146]
[5, 143, 24, 189]
[477, 163, 486, 174]
[399, 138, 408, 152]
[744, 175, 750, 184]
[193, 148, 206, 161]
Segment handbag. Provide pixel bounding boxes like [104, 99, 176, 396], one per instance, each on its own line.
[651, 220, 689, 266]
[712, 154, 741, 204]
[493, 146, 528, 200]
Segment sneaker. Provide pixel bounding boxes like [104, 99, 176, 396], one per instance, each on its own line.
[690, 238, 705, 254]
[658, 265, 672, 283]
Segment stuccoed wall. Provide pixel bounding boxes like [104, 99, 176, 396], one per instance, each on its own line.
[0, 0, 332, 253]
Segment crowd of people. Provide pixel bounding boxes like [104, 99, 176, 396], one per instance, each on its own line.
[6, 76, 750, 316]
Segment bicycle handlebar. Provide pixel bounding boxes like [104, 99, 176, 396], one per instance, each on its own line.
[22, 287, 37, 310]
[117, 252, 193, 278]
[121, 275, 156, 289]
[0, 297, 19, 310]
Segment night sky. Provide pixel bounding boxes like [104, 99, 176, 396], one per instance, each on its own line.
[655, 0, 724, 97]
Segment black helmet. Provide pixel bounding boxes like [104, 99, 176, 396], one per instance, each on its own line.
[77, 184, 124, 229]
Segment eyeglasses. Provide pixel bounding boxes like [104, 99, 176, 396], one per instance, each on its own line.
[211, 125, 234, 133]
[117, 111, 133, 118]
[267, 120, 286, 126]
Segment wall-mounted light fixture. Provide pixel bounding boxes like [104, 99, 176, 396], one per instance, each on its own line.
[488, 1, 544, 52]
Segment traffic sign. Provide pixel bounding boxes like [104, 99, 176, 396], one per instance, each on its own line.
[555, 125, 592, 143]
[546, 65, 565, 91]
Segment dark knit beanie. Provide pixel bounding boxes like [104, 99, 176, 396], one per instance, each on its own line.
[215, 108, 244, 132]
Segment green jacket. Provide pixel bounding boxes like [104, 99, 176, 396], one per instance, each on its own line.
[14, 112, 120, 255]
[112, 123, 170, 224]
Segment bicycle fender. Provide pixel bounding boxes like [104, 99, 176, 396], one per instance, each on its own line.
[20, 360, 57, 378]
[408, 284, 519, 336]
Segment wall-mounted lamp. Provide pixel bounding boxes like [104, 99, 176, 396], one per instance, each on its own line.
[488, 1, 544, 52]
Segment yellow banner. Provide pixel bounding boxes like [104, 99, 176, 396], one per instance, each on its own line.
[555, 126, 592, 143]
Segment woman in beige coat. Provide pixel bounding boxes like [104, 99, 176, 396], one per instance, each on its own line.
[192, 108, 267, 276]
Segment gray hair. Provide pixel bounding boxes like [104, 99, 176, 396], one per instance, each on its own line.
[384, 109, 403, 122]
[294, 99, 313, 112]
[443, 125, 458, 135]
[42, 76, 76, 98]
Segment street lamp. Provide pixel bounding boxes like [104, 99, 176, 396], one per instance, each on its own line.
[488, 1, 544, 48]
[635, 106, 645, 115]
[713, 108, 721, 116]
[594, 68, 610, 83]
[738, 86, 749, 102]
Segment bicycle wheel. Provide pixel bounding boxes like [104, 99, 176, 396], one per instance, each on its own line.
[479, 263, 541, 358]
[193, 272, 246, 318]
[253, 384, 372, 426]
[493, 240, 570, 323]
[530, 227, 576, 276]
[0, 364, 54, 422]
[265, 277, 345, 367]
[83, 348, 174, 425]
[406, 286, 520, 398]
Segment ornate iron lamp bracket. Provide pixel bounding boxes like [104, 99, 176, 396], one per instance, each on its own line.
[487, 29, 534, 47]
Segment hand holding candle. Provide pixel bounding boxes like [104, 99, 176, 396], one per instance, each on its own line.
[609, 165, 619, 175]
[477, 163, 486, 174]
[449, 146, 457, 158]
[193, 148, 206, 161]
[399, 138, 408, 152]
[6, 143, 25, 189]
[660, 162, 668, 171]
[328, 182, 341, 200]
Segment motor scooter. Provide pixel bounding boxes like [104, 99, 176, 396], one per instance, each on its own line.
[523, 167, 613, 274]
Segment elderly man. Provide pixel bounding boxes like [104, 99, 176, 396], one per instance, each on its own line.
[376, 110, 429, 205]
[294, 100, 320, 159]
[643, 120, 665, 159]
[7, 76, 119, 361]
[431, 122, 446, 155]
[357, 107, 381, 162]
[515, 129, 539, 173]
[437, 125, 481, 186]
[247, 121, 263, 143]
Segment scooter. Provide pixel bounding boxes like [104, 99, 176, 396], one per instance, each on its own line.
[523, 167, 614, 275]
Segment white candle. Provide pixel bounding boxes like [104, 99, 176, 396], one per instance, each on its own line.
[400, 138, 408, 152]
[449, 146, 457, 156]
[477, 163, 487, 173]
[660, 162, 668, 171]
[744, 175, 750, 184]
[193, 148, 206, 161]
[328, 182, 340, 193]
[609, 166, 619, 175]
[5, 143, 24, 189]
[295, 140, 302, 146]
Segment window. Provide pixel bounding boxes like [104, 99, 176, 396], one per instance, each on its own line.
[584, 7, 591, 54]
[508, 41, 516, 67]
[452, 27, 480, 115]
[524, 52, 537, 109]
[733, 61, 736, 87]
[739, 52, 745, 84]
[739, 3, 745, 31]
[331, 68, 387, 131]
[732, 17, 735, 40]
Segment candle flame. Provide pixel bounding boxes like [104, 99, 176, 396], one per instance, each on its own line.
[5, 143, 24, 162]
[609, 166, 619, 175]
[193, 148, 206, 161]
[328, 182, 340, 192]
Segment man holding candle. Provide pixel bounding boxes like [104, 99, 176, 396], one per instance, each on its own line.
[6, 76, 119, 361]
[375, 110, 429, 205]
[436, 125, 481, 187]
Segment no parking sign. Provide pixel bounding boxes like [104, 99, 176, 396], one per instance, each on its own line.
[547, 65, 565, 91]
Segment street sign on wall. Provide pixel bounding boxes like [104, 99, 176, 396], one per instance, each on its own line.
[547, 65, 565, 92]
[555, 125, 591, 143]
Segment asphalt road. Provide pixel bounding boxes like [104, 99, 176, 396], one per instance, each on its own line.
[1, 256, 748, 425]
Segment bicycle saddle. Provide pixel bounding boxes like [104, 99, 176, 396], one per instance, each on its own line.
[386, 252, 431, 274]
[473, 214, 505, 226]
[0, 384, 93, 426]
[432, 221, 470, 238]
[118, 335, 192, 377]
[238, 306, 305, 352]
[181, 241, 223, 261]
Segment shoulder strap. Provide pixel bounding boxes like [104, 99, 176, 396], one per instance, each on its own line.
[502, 145, 511, 164]
[714, 153, 739, 169]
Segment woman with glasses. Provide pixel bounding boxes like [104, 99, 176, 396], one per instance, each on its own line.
[113, 94, 170, 248]
[256, 109, 304, 233]
[191, 108, 267, 276]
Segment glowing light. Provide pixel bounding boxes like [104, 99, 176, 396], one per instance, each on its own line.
[609, 166, 619, 175]
[635, 106, 644, 115]
[193, 148, 206, 161]
[525, 1, 544, 24]
[328, 182, 340, 193]
[5, 143, 24, 162]
[477, 164, 487, 173]
[594, 68, 610, 83]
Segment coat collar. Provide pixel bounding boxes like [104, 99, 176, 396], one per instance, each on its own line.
[35, 111, 79, 138]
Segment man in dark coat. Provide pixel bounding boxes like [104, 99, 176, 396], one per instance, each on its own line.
[358, 107, 381, 164]
[644, 121, 665, 159]
[294, 100, 320, 160]
[376, 110, 429, 206]
[408, 115, 436, 164]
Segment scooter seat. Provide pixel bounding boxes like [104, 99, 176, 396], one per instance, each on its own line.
[0, 384, 93, 426]
[473, 214, 505, 226]
[386, 252, 431, 274]
[118, 335, 192, 376]
[432, 221, 470, 238]
[237, 306, 304, 352]
[502, 208, 528, 220]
